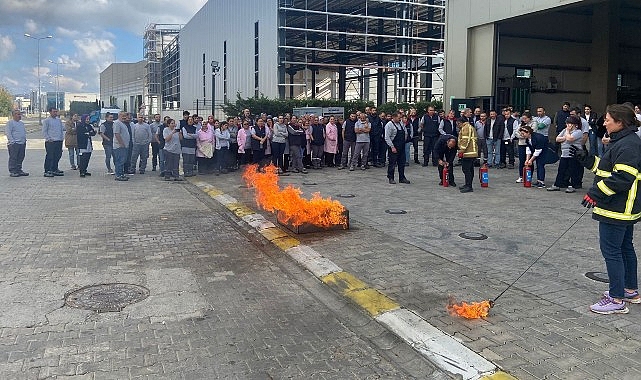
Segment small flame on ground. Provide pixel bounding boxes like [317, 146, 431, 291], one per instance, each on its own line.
[447, 297, 491, 319]
[242, 164, 348, 228]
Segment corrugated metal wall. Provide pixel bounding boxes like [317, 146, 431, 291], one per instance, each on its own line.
[180, 0, 278, 118]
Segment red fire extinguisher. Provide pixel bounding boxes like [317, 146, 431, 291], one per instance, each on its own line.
[479, 163, 489, 188]
[442, 165, 449, 187]
[523, 165, 532, 188]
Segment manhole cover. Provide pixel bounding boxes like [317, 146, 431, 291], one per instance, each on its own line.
[459, 232, 488, 240]
[585, 272, 609, 283]
[385, 209, 407, 214]
[337, 194, 356, 198]
[65, 283, 150, 312]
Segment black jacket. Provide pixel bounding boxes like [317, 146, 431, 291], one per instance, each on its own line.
[434, 134, 457, 162]
[584, 128, 641, 225]
[490, 116, 505, 140]
[76, 122, 96, 149]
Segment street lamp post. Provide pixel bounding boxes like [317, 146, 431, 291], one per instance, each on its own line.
[48, 59, 68, 111]
[24, 33, 53, 125]
[211, 60, 220, 118]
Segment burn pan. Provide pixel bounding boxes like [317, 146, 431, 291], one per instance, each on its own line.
[277, 209, 349, 234]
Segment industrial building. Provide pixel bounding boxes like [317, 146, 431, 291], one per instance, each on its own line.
[99, 61, 145, 114]
[444, 0, 641, 115]
[172, 0, 445, 118]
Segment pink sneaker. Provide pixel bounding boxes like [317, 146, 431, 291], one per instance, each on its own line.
[590, 296, 629, 315]
[603, 290, 641, 304]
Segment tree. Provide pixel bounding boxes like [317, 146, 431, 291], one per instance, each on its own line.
[0, 85, 13, 117]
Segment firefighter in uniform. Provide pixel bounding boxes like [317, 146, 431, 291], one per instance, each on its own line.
[456, 117, 478, 193]
[571, 104, 641, 314]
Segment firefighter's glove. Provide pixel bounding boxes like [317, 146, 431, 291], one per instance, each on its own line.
[581, 194, 597, 208]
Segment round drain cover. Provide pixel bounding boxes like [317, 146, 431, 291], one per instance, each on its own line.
[337, 194, 356, 198]
[459, 232, 488, 240]
[385, 209, 407, 214]
[65, 283, 150, 312]
[585, 272, 609, 283]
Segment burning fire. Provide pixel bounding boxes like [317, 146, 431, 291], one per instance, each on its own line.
[242, 164, 348, 228]
[447, 298, 492, 319]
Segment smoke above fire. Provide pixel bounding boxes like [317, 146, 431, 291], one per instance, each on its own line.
[447, 297, 491, 319]
[242, 164, 348, 228]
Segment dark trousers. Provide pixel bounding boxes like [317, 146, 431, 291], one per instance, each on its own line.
[422, 135, 438, 164]
[253, 149, 266, 166]
[517, 145, 527, 177]
[371, 134, 386, 165]
[599, 222, 638, 299]
[271, 142, 286, 169]
[215, 147, 228, 171]
[8, 143, 26, 174]
[77, 152, 92, 174]
[229, 143, 239, 168]
[461, 157, 475, 188]
[103, 144, 113, 171]
[182, 153, 196, 175]
[197, 156, 214, 173]
[151, 142, 160, 168]
[387, 146, 406, 180]
[500, 140, 515, 165]
[554, 157, 581, 187]
[412, 136, 420, 162]
[44, 140, 63, 173]
[164, 150, 180, 178]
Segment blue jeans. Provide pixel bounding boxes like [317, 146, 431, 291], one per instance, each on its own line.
[599, 222, 638, 299]
[103, 144, 113, 171]
[404, 141, 412, 163]
[486, 139, 501, 166]
[113, 147, 128, 177]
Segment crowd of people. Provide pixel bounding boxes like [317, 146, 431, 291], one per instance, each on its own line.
[5, 101, 641, 315]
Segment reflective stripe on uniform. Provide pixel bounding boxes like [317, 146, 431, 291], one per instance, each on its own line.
[625, 178, 639, 214]
[597, 180, 616, 196]
[614, 163, 639, 177]
[591, 156, 600, 173]
[595, 169, 611, 178]
[593, 207, 641, 221]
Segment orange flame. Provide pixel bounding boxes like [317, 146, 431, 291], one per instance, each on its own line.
[447, 298, 491, 319]
[242, 164, 348, 228]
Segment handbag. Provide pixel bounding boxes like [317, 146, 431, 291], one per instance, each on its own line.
[200, 141, 214, 158]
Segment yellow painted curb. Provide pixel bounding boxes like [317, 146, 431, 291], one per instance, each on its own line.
[322, 271, 368, 293]
[259, 227, 290, 241]
[346, 288, 400, 316]
[207, 188, 224, 197]
[226, 203, 255, 217]
[322, 272, 399, 316]
[480, 371, 518, 380]
[272, 236, 300, 251]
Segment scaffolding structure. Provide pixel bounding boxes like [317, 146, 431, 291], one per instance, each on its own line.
[144, 24, 182, 114]
[277, 0, 445, 103]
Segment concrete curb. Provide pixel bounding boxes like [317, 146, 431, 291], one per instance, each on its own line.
[189, 179, 516, 380]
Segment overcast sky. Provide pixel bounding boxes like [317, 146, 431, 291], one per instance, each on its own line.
[0, 0, 207, 96]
